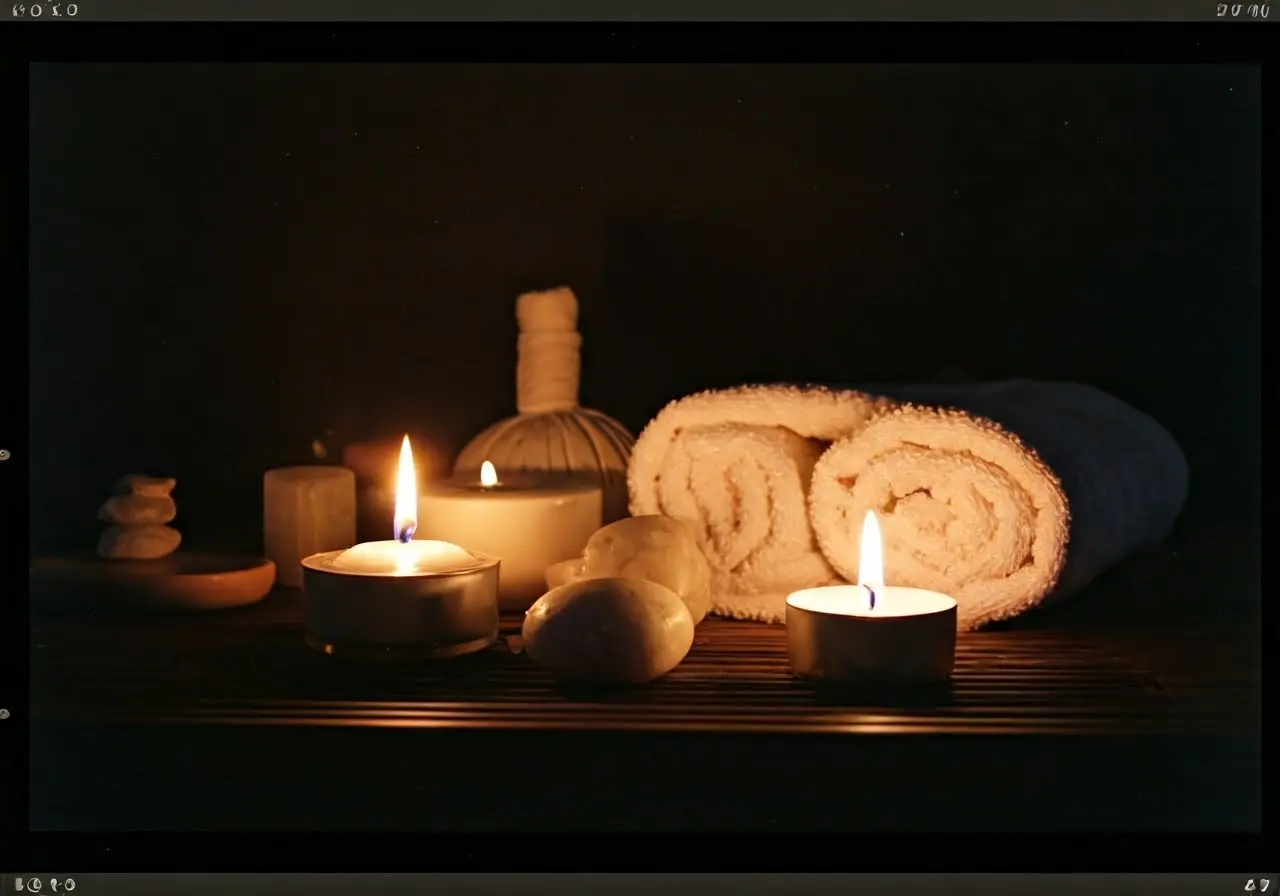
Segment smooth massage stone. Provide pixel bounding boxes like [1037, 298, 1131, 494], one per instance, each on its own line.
[98, 494, 177, 525]
[113, 474, 177, 498]
[544, 556, 585, 590]
[522, 577, 695, 684]
[97, 524, 182, 560]
[580, 515, 712, 624]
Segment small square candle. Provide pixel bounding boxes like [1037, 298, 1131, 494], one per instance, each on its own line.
[263, 466, 356, 588]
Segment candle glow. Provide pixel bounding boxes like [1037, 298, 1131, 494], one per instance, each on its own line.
[857, 510, 883, 611]
[393, 434, 417, 543]
[328, 436, 478, 576]
[479, 460, 498, 488]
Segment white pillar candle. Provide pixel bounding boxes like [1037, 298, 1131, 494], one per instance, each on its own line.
[416, 461, 603, 610]
[263, 466, 357, 588]
[786, 510, 958, 683]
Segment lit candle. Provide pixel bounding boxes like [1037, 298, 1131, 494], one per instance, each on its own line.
[785, 511, 958, 683]
[329, 436, 475, 575]
[301, 436, 500, 660]
[415, 460, 602, 611]
[341, 436, 446, 544]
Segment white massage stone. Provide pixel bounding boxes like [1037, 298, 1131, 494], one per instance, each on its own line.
[97, 524, 182, 560]
[545, 556, 585, 590]
[98, 494, 177, 525]
[522, 577, 695, 684]
[579, 515, 712, 624]
[113, 474, 177, 498]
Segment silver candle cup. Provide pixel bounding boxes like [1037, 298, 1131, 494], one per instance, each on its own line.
[786, 588, 957, 684]
[301, 550, 500, 660]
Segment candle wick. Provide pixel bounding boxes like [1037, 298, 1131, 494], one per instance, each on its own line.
[396, 525, 415, 544]
[867, 585, 877, 611]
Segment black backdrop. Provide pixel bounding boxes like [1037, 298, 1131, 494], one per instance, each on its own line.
[28, 62, 1261, 554]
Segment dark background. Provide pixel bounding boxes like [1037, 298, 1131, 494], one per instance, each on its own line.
[28, 62, 1261, 554]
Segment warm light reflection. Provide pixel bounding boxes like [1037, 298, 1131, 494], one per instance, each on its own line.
[479, 460, 498, 488]
[393, 435, 417, 543]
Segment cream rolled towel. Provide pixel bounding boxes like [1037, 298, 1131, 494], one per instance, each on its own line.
[628, 384, 894, 621]
[808, 380, 1189, 631]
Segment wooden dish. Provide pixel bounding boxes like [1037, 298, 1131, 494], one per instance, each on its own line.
[30, 553, 276, 613]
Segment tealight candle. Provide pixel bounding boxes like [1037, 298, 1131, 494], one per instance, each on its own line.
[301, 436, 500, 660]
[786, 511, 957, 683]
[415, 461, 602, 611]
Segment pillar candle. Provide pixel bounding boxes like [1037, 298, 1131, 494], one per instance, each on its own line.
[264, 466, 357, 588]
[416, 468, 602, 611]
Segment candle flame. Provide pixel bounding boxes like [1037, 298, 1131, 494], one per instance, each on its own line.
[858, 510, 885, 595]
[479, 460, 498, 488]
[393, 434, 417, 543]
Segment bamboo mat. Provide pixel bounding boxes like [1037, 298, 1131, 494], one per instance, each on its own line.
[30, 588, 1260, 736]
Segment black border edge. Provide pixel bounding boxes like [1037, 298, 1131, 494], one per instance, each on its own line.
[9, 873, 1280, 896]
[1259, 51, 1272, 856]
[14, 832, 1274, 871]
[3, 49, 33, 871]
[1, 22, 1271, 64]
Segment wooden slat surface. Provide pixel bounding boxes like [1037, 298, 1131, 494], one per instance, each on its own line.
[30, 588, 1260, 736]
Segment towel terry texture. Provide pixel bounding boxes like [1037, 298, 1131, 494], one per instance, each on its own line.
[629, 380, 1188, 630]
[627, 385, 894, 621]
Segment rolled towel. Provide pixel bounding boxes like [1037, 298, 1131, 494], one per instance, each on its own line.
[809, 380, 1189, 631]
[628, 384, 893, 621]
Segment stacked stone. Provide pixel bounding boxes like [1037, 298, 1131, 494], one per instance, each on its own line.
[96, 474, 182, 560]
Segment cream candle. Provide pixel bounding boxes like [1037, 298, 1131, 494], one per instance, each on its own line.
[415, 460, 602, 611]
[301, 436, 500, 660]
[786, 511, 957, 683]
[263, 465, 357, 588]
[329, 538, 477, 576]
